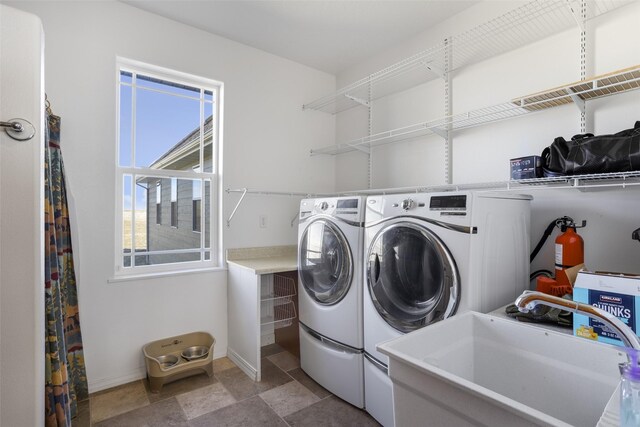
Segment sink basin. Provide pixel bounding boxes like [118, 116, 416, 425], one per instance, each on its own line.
[378, 311, 626, 427]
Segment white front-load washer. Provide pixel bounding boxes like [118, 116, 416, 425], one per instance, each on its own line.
[298, 196, 365, 408]
[363, 191, 532, 426]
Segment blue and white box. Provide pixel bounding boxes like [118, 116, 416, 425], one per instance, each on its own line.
[573, 270, 640, 347]
[510, 155, 541, 180]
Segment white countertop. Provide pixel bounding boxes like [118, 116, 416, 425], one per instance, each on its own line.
[226, 245, 297, 275]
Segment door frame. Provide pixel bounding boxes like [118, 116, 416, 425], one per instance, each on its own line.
[0, 5, 45, 426]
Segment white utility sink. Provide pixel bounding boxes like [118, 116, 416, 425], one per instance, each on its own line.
[378, 311, 626, 427]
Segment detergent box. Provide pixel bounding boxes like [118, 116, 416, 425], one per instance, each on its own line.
[509, 155, 541, 180]
[573, 270, 640, 347]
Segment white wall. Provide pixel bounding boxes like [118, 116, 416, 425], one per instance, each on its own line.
[335, 1, 640, 277]
[7, 0, 335, 392]
[0, 5, 45, 425]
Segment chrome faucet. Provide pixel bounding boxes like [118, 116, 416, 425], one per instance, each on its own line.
[515, 290, 640, 351]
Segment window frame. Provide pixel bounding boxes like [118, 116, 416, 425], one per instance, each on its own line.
[192, 177, 202, 233]
[170, 178, 178, 228]
[114, 57, 223, 277]
[155, 181, 162, 225]
[192, 199, 202, 233]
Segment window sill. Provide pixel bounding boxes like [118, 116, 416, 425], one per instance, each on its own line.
[108, 266, 227, 283]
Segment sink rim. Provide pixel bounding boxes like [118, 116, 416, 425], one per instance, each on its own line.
[378, 311, 623, 427]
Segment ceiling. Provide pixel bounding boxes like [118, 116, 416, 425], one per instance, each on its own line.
[122, 0, 479, 75]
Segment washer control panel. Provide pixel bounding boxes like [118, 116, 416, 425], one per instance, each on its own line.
[299, 197, 363, 221]
[392, 199, 425, 209]
[430, 195, 467, 211]
[401, 199, 414, 211]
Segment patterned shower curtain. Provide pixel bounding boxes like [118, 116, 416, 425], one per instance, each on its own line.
[44, 113, 88, 426]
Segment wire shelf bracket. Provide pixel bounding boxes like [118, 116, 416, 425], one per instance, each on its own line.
[344, 94, 370, 108]
[565, 87, 586, 114]
[226, 188, 248, 227]
[225, 188, 332, 227]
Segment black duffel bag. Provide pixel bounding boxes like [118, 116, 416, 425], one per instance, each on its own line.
[541, 121, 640, 176]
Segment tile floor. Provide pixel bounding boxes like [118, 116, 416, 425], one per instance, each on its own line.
[74, 343, 380, 426]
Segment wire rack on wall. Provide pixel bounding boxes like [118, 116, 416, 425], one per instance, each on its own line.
[303, 41, 447, 114]
[507, 170, 640, 190]
[303, 0, 632, 115]
[332, 170, 640, 195]
[310, 64, 640, 156]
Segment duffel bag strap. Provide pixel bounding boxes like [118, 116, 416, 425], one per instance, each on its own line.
[541, 146, 551, 169]
[571, 133, 594, 141]
[631, 129, 640, 171]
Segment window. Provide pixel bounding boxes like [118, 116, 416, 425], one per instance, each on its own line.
[116, 58, 222, 274]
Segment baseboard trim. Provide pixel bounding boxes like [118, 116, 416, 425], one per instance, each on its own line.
[89, 369, 146, 394]
[88, 349, 227, 393]
[227, 347, 257, 381]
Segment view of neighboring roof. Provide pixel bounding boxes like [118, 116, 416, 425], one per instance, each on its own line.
[148, 115, 214, 171]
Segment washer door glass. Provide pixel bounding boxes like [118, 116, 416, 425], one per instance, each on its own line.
[367, 222, 460, 332]
[299, 219, 353, 305]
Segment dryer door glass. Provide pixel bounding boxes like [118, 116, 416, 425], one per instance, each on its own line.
[299, 219, 353, 305]
[367, 222, 460, 332]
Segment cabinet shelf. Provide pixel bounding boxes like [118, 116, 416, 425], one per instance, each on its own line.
[303, 0, 630, 114]
[310, 65, 640, 156]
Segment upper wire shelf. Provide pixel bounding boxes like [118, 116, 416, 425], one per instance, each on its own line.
[303, 41, 447, 114]
[303, 0, 631, 115]
[310, 64, 640, 156]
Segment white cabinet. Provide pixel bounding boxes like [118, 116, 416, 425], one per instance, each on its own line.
[226, 246, 298, 381]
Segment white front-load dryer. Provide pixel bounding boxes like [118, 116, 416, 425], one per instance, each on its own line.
[363, 191, 532, 426]
[298, 196, 365, 408]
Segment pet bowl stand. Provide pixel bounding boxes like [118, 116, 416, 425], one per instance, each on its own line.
[143, 331, 215, 393]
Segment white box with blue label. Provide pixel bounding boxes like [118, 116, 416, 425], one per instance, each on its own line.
[573, 270, 640, 347]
